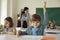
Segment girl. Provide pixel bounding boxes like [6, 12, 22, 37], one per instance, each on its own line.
[47, 19, 56, 29]
[1, 17, 16, 35]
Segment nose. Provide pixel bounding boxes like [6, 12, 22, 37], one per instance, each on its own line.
[35, 22, 38, 26]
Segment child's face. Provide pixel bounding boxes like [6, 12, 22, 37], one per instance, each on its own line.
[32, 21, 40, 28]
[49, 21, 54, 27]
[4, 20, 10, 28]
[50, 23, 54, 27]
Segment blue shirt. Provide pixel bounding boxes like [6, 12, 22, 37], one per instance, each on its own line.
[21, 13, 30, 21]
[21, 12, 48, 35]
[32, 28, 38, 35]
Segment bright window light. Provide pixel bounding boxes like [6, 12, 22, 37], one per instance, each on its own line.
[1, 0, 7, 25]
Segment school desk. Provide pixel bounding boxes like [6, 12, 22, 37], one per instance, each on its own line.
[0, 34, 60, 40]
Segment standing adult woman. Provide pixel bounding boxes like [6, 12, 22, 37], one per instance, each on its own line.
[17, 7, 30, 28]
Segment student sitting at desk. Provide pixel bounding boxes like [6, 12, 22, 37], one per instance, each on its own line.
[0, 17, 16, 35]
[47, 19, 56, 29]
[17, 1, 48, 36]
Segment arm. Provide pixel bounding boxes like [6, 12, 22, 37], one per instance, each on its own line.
[42, 1, 48, 26]
[2, 29, 16, 35]
[17, 28, 29, 36]
[26, 13, 30, 26]
[26, 20, 29, 26]
[20, 12, 23, 28]
[6, 32, 15, 35]
[1, 31, 15, 35]
[21, 19, 23, 28]
[17, 27, 31, 36]
[17, 30, 27, 37]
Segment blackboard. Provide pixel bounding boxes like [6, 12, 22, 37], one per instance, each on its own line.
[36, 8, 60, 26]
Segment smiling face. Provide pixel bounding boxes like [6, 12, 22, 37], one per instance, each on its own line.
[32, 21, 40, 28]
[31, 14, 41, 28]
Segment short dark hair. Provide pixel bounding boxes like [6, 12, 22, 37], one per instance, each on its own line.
[31, 14, 41, 21]
[5, 17, 13, 27]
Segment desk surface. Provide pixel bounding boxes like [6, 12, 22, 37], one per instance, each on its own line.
[0, 34, 43, 40]
[0, 34, 60, 40]
[0, 28, 60, 40]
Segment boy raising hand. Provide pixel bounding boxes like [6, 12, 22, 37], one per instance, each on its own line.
[17, 1, 48, 36]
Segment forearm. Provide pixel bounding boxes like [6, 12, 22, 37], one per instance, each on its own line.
[18, 31, 27, 36]
[21, 19, 23, 28]
[26, 20, 29, 26]
[21, 31, 28, 35]
[43, 1, 46, 13]
[6, 32, 15, 35]
[42, 1, 48, 26]
[0, 31, 15, 35]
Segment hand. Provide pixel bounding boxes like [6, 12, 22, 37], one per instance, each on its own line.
[17, 30, 22, 37]
[44, 1, 46, 8]
[0, 32, 7, 34]
[43, 1, 46, 13]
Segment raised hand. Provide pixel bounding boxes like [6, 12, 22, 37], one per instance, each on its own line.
[43, 1, 46, 13]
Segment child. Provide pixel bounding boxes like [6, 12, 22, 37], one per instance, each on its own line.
[17, 1, 48, 36]
[1, 17, 16, 35]
[47, 19, 56, 29]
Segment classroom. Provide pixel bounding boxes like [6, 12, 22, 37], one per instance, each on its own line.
[0, 0, 60, 40]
